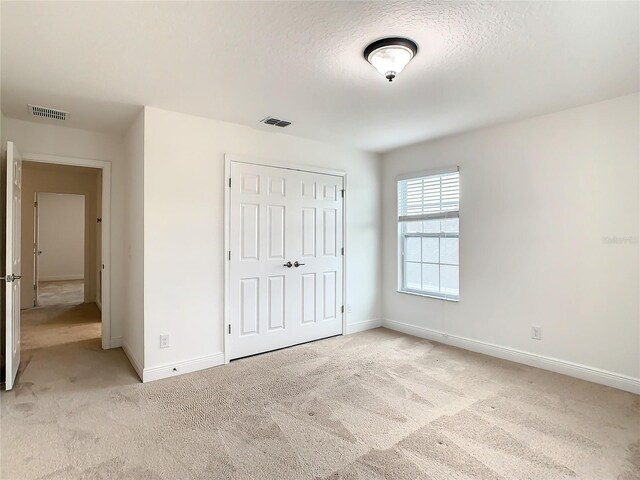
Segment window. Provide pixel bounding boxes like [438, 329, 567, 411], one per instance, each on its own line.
[398, 168, 459, 300]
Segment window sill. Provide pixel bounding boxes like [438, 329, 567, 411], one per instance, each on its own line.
[397, 289, 459, 302]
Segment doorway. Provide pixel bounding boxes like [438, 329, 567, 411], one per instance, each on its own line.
[20, 165, 102, 358]
[3, 142, 113, 390]
[34, 192, 86, 307]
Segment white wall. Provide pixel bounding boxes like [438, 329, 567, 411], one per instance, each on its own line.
[143, 107, 382, 376]
[2, 117, 127, 346]
[122, 111, 145, 378]
[381, 94, 640, 388]
[38, 193, 85, 281]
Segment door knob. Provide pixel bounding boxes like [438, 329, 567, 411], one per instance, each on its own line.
[2, 274, 21, 282]
[283, 261, 293, 268]
[294, 261, 305, 267]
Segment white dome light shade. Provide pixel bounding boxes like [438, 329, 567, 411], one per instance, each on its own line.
[364, 37, 418, 82]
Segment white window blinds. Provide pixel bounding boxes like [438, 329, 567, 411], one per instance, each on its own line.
[398, 170, 459, 221]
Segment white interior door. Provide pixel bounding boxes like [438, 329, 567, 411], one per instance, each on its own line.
[4, 141, 22, 390]
[229, 162, 343, 360]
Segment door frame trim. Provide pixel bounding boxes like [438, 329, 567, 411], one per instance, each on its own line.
[33, 192, 88, 304]
[23, 152, 113, 350]
[223, 154, 347, 364]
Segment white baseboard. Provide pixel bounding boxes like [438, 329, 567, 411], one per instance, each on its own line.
[122, 341, 143, 381]
[39, 274, 84, 281]
[345, 319, 383, 335]
[383, 319, 640, 395]
[95, 298, 102, 311]
[142, 352, 225, 383]
[109, 336, 122, 348]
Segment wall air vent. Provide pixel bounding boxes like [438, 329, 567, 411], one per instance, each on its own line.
[28, 104, 68, 121]
[261, 116, 291, 128]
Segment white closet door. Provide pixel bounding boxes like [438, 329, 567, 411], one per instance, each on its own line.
[229, 162, 343, 360]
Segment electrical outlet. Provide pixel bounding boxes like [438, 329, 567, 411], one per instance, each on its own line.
[346, 304, 352, 314]
[160, 334, 170, 348]
[531, 326, 542, 340]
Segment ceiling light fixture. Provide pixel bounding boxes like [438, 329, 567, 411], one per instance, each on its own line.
[363, 37, 418, 82]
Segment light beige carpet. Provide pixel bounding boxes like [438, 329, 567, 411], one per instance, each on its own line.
[1, 305, 638, 479]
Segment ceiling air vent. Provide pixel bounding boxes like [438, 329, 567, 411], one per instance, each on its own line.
[261, 116, 291, 128]
[28, 104, 68, 121]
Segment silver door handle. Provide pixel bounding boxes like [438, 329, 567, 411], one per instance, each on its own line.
[294, 261, 305, 267]
[283, 261, 293, 268]
[2, 274, 21, 282]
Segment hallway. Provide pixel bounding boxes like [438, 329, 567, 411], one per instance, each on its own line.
[15, 300, 136, 393]
[23, 280, 97, 353]
[2, 281, 139, 408]
[16, 280, 134, 377]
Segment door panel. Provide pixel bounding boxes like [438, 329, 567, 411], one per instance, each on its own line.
[5, 141, 22, 390]
[323, 271, 337, 321]
[240, 173, 260, 194]
[301, 273, 316, 325]
[229, 162, 343, 360]
[268, 176, 285, 196]
[267, 275, 285, 330]
[240, 278, 259, 336]
[240, 204, 259, 261]
[301, 179, 316, 199]
[323, 184, 337, 201]
[323, 209, 337, 256]
[267, 205, 285, 259]
[301, 208, 316, 257]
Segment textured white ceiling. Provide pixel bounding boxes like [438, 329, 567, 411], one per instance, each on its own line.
[1, 1, 638, 152]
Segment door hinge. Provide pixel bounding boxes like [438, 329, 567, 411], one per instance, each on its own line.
[341, 247, 344, 256]
[228, 251, 231, 260]
[341, 189, 345, 198]
[228, 178, 232, 188]
[34, 201, 38, 207]
[228, 324, 231, 334]
[341, 305, 345, 314]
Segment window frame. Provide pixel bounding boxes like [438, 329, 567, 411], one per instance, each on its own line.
[397, 168, 460, 302]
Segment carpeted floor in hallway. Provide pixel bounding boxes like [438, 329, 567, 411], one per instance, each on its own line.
[1, 314, 638, 479]
[36, 279, 85, 308]
[22, 280, 98, 353]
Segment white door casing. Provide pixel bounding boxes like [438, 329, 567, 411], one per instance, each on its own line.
[33, 193, 40, 307]
[20, 152, 112, 350]
[228, 161, 344, 360]
[5, 141, 22, 390]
